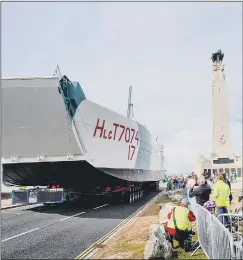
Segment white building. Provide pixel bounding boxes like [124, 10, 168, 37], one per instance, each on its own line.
[195, 50, 242, 179]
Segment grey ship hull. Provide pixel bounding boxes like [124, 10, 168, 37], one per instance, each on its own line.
[2, 76, 164, 189]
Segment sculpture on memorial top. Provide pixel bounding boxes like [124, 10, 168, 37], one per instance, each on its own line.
[211, 49, 224, 63]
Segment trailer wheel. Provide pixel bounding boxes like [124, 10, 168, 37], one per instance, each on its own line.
[129, 192, 133, 204]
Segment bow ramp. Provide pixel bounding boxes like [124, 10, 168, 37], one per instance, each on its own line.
[2, 76, 86, 164]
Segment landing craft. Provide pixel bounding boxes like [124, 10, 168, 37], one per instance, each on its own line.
[2, 69, 164, 203]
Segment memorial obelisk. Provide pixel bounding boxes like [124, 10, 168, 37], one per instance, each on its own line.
[195, 50, 242, 178]
[211, 50, 232, 158]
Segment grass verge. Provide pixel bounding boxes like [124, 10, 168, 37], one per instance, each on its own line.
[93, 192, 207, 259]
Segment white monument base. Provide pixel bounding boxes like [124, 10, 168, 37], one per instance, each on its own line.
[195, 153, 243, 179]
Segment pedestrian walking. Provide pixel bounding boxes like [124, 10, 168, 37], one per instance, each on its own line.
[211, 174, 230, 225]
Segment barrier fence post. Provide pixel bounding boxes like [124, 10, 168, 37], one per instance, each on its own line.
[210, 214, 215, 259]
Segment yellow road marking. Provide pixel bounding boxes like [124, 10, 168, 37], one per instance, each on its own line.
[75, 192, 164, 259]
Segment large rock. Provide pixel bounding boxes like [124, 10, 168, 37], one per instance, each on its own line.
[159, 203, 176, 224]
[144, 224, 173, 260]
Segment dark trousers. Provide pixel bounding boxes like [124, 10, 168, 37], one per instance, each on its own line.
[216, 206, 228, 225]
[177, 230, 191, 249]
[168, 229, 192, 252]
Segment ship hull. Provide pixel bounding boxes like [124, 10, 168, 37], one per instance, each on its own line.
[2, 76, 163, 187]
[2, 161, 161, 189]
[72, 99, 153, 170]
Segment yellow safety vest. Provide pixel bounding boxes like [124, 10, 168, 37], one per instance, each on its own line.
[211, 180, 230, 207]
[167, 206, 190, 231]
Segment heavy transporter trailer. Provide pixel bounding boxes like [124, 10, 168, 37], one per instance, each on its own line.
[11, 182, 159, 206]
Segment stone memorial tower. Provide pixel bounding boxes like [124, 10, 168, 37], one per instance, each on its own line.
[195, 50, 242, 178]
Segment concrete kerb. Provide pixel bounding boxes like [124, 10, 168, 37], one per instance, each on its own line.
[76, 189, 176, 260]
[1, 200, 45, 211]
[1, 203, 25, 211]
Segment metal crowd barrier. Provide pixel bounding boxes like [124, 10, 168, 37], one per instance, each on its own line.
[217, 213, 243, 259]
[187, 189, 243, 259]
[12, 189, 64, 205]
[234, 237, 243, 259]
[37, 190, 64, 204]
[12, 190, 29, 204]
[216, 213, 243, 234]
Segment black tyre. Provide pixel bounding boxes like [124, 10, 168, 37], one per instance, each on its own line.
[130, 192, 133, 204]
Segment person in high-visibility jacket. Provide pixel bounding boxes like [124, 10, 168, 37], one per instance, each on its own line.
[165, 198, 196, 252]
[211, 174, 230, 224]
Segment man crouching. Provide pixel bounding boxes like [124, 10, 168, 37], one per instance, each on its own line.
[164, 198, 196, 252]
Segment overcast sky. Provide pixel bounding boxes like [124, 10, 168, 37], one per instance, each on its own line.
[2, 2, 242, 174]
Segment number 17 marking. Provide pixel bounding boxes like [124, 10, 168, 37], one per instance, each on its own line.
[128, 145, 136, 160]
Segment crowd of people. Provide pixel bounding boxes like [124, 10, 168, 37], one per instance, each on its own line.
[163, 171, 235, 252]
[187, 172, 232, 219]
[164, 176, 187, 191]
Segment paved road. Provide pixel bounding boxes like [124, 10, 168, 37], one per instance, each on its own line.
[1, 191, 159, 259]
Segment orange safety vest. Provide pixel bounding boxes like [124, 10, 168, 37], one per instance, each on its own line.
[167, 206, 190, 231]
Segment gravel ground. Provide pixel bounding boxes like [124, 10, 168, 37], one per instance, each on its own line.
[1, 191, 159, 259]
